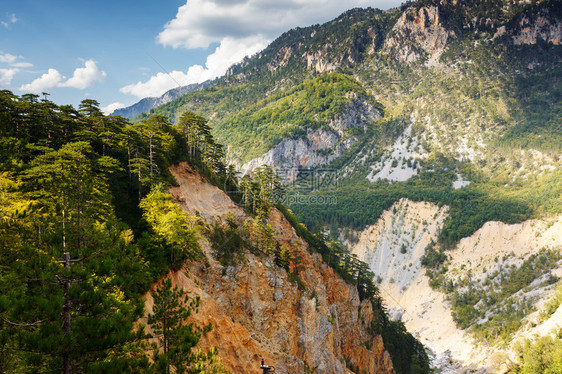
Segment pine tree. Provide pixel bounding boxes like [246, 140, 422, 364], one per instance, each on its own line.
[148, 278, 201, 374]
[1, 142, 143, 373]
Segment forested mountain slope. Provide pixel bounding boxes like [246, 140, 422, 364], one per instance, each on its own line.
[0, 91, 430, 373]
[141, 0, 561, 247]
[135, 1, 562, 371]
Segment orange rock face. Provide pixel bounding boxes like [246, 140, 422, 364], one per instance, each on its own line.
[143, 163, 394, 374]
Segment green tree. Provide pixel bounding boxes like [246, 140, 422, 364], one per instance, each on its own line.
[1, 142, 143, 373]
[513, 332, 562, 374]
[148, 278, 201, 374]
[178, 111, 210, 160]
[140, 184, 201, 269]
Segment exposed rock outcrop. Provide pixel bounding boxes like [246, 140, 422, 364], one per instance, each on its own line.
[351, 199, 562, 373]
[383, 6, 454, 62]
[511, 7, 562, 45]
[306, 47, 339, 73]
[144, 163, 394, 374]
[242, 97, 381, 181]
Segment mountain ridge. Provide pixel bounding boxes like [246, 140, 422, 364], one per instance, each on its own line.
[130, 3, 561, 371]
[113, 80, 212, 118]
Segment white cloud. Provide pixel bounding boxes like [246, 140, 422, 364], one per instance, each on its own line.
[101, 102, 126, 115]
[19, 69, 65, 93]
[0, 68, 19, 86]
[0, 52, 33, 86]
[121, 0, 403, 99]
[19, 69, 64, 93]
[1, 13, 17, 28]
[19, 60, 106, 93]
[120, 35, 267, 98]
[157, 0, 397, 49]
[0, 53, 17, 64]
[0, 52, 33, 69]
[120, 71, 191, 98]
[10, 61, 33, 68]
[60, 60, 106, 89]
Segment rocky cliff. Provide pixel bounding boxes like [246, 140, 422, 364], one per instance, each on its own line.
[242, 97, 381, 180]
[351, 199, 562, 373]
[143, 163, 394, 374]
[383, 5, 454, 63]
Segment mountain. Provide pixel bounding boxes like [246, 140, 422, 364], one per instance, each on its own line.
[113, 80, 212, 118]
[137, 0, 562, 371]
[140, 0, 561, 241]
[148, 162, 399, 373]
[0, 90, 429, 373]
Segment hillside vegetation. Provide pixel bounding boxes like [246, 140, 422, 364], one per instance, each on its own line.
[140, 0, 561, 252]
[0, 91, 430, 373]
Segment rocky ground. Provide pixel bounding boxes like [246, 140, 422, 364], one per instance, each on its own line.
[142, 163, 394, 374]
[351, 199, 562, 373]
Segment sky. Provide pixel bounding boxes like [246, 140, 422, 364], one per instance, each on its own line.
[0, 0, 404, 114]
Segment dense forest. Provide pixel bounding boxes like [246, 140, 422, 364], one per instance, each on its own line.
[0, 90, 430, 373]
[0, 90, 233, 373]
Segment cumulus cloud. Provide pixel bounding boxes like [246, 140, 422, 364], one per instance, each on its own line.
[121, 36, 267, 98]
[101, 102, 126, 115]
[60, 60, 106, 89]
[19, 60, 106, 93]
[0, 68, 19, 86]
[1, 13, 17, 28]
[19, 69, 65, 93]
[157, 0, 397, 49]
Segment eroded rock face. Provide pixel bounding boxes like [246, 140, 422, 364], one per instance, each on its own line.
[351, 198, 562, 373]
[306, 47, 339, 73]
[242, 98, 381, 181]
[384, 6, 454, 62]
[512, 8, 562, 45]
[143, 163, 394, 374]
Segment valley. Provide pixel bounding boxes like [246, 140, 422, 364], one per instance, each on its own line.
[351, 199, 562, 373]
[2, 0, 561, 372]
[130, 0, 561, 371]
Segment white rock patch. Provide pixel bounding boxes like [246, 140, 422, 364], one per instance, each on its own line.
[367, 124, 427, 183]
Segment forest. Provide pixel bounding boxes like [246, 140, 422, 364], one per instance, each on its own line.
[0, 90, 235, 373]
[0, 90, 429, 373]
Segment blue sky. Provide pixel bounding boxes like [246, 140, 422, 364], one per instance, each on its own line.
[1, 0, 403, 113]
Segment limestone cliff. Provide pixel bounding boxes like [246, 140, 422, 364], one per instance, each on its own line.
[351, 199, 562, 373]
[383, 5, 454, 63]
[143, 163, 394, 374]
[242, 97, 381, 181]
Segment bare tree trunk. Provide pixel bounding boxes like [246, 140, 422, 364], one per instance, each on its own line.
[62, 208, 66, 251]
[136, 147, 142, 203]
[127, 144, 132, 184]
